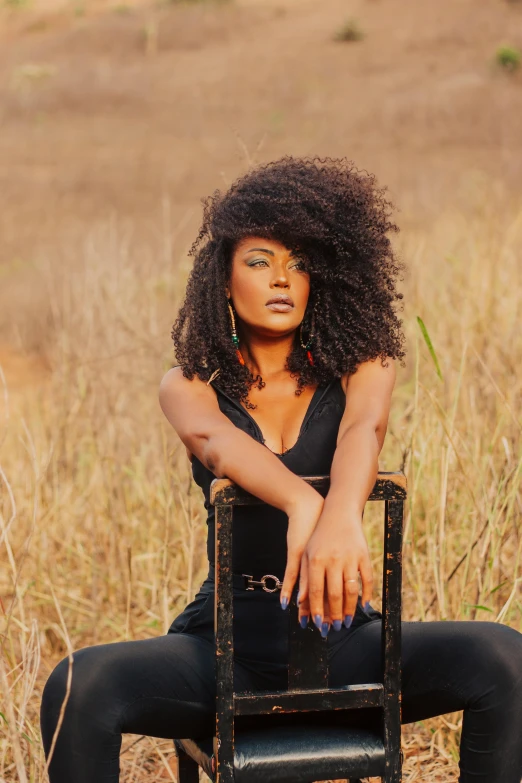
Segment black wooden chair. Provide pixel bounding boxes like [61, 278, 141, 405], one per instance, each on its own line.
[174, 471, 406, 783]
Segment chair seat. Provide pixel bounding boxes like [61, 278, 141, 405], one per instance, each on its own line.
[176, 724, 385, 783]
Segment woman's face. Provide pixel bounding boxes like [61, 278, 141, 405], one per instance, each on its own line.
[226, 235, 310, 338]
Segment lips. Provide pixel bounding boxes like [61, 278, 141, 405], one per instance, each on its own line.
[265, 295, 294, 307]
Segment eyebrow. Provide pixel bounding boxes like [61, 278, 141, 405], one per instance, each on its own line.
[244, 247, 298, 258]
[244, 247, 275, 256]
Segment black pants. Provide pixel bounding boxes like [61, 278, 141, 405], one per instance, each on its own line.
[40, 576, 522, 783]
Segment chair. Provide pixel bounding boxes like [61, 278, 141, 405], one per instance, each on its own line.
[174, 471, 406, 783]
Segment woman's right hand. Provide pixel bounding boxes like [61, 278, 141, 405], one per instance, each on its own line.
[279, 487, 325, 611]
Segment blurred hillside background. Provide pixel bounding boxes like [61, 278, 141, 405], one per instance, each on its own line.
[0, 0, 521, 781]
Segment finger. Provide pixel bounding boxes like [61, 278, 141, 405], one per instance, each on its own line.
[280, 546, 301, 610]
[298, 595, 311, 628]
[359, 554, 374, 612]
[342, 570, 360, 628]
[297, 551, 309, 605]
[308, 557, 326, 632]
[297, 554, 311, 629]
[313, 593, 332, 638]
[322, 594, 332, 626]
[325, 566, 344, 633]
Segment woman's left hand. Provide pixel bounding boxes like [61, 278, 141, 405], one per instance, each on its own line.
[295, 514, 373, 636]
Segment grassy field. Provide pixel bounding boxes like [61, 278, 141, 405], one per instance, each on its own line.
[1, 185, 520, 782]
[1, 0, 522, 781]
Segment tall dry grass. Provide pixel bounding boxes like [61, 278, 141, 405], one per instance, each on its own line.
[0, 182, 521, 782]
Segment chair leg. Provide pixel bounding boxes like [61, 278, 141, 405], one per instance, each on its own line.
[176, 746, 200, 783]
[383, 747, 403, 782]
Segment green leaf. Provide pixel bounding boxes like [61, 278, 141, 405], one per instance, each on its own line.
[417, 316, 443, 381]
[466, 604, 493, 613]
[488, 580, 508, 596]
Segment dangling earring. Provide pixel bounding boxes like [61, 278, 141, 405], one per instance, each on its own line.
[300, 308, 316, 367]
[227, 301, 245, 365]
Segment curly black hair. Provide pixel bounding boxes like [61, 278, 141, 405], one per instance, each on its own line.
[171, 155, 406, 407]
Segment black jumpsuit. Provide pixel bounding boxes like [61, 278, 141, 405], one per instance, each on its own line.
[40, 378, 522, 782]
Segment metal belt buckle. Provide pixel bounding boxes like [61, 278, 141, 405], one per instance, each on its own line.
[242, 574, 283, 592]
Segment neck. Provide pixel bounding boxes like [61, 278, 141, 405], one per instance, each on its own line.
[238, 329, 295, 381]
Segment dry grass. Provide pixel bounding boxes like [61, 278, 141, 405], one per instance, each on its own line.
[1, 185, 521, 782]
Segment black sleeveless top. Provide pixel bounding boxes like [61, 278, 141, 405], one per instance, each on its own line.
[191, 377, 347, 576]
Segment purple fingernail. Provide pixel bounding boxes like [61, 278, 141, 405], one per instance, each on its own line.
[314, 614, 322, 629]
[281, 596, 288, 610]
[363, 601, 370, 613]
[344, 614, 353, 629]
[321, 622, 330, 638]
[333, 619, 342, 632]
[300, 615, 309, 629]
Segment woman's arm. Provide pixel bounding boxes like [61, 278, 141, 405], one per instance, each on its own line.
[279, 357, 396, 631]
[159, 366, 324, 541]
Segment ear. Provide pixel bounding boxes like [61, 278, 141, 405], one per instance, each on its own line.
[225, 287, 231, 300]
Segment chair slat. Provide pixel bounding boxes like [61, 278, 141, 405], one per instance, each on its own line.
[288, 596, 327, 689]
[211, 472, 406, 506]
[234, 683, 384, 716]
[381, 498, 404, 783]
[214, 503, 235, 783]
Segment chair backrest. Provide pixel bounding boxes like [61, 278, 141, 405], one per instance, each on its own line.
[210, 471, 406, 783]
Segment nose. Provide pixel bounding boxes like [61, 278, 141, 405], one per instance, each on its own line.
[270, 263, 290, 288]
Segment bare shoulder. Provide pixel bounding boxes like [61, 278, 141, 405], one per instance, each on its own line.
[158, 365, 222, 444]
[339, 357, 396, 396]
[159, 365, 217, 407]
[159, 364, 205, 392]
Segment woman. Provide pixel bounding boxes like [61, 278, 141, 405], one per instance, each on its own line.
[40, 156, 522, 782]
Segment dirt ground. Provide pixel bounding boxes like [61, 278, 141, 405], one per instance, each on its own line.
[1, 0, 522, 359]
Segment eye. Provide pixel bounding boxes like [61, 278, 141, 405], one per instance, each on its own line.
[247, 258, 269, 267]
[290, 259, 307, 271]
